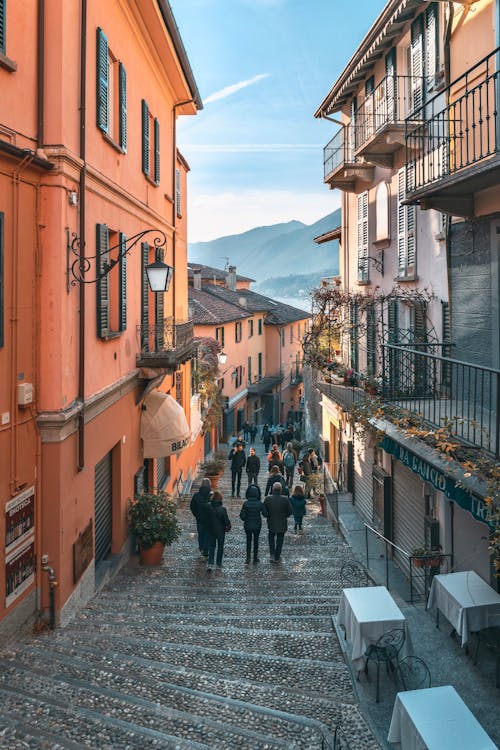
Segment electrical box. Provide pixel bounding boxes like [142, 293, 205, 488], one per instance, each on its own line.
[18, 383, 33, 406]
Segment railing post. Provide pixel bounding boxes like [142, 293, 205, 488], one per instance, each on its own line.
[386, 539, 389, 590]
[496, 368, 500, 459]
[365, 524, 369, 570]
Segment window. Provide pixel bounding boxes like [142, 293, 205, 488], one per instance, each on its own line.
[280, 328, 285, 346]
[385, 48, 397, 120]
[375, 182, 389, 241]
[289, 326, 293, 344]
[397, 168, 416, 278]
[357, 191, 368, 282]
[176, 168, 181, 217]
[141, 100, 160, 184]
[247, 356, 252, 384]
[258, 352, 262, 378]
[234, 365, 243, 388]
[258, 318, 263, 335]
[235, 321, 242, 343]
[248, 319, 254, 338]
[0, 212, 3, 347]
[215, 326, 225, 348]
[96, 224, 127, 339]
[96, 28, 127, 151]
[297, 322, 301, 339]
[408, 15, 424, 113]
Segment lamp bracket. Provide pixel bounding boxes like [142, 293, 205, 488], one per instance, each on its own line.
[359, 253, 384, 275]
[67, 228, 167, 287]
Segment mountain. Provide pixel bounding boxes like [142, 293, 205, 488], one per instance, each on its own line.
[253, 268, 338, 302]
[188, 209, 340, 283]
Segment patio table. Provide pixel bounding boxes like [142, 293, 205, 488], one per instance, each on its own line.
[388, 685, 498, 750]
[427, 571, 500, 646]
[337, 585, 411, 670]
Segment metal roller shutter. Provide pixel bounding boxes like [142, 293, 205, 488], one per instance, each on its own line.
[392, 460, 425, 576]
[353, 435, 374, 525]
[94, 451, 113, 564]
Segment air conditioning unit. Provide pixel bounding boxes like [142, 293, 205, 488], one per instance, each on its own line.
[18, 383, 33, 406]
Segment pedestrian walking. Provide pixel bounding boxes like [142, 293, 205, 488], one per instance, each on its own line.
[203, 491, 231, 572]
[228, 442, 246, 497]
[263, 482, 293, 563]
[282, 442, 297, 488]
[239, 485, 265, 564]
[265, 465, 289, 497]
[243, 421, 250, 441]
[299, 451, 313, 497]
[189, 478, 212, 558]
[290, 484, 307, 533]
[250, 422, 257, 444]
[262, 425, 271, 452]
[245, 446, 260, 485]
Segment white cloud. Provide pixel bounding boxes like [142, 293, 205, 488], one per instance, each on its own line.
[203, 73, 270, 104]
[188, 189, 341, 243]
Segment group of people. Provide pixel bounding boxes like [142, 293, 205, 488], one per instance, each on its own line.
[190, 438, 311, 571]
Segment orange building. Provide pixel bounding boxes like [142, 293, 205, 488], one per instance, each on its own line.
[189, 264, 309, 437]
[0, 0, 202, 636]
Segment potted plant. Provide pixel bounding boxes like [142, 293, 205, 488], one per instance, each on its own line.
[359, 372, 380, 396]
[411, 546, 444, 568]
[200, 449, 226, 488]
[338, 365, 356, 386]
[128, 490, 181, 566]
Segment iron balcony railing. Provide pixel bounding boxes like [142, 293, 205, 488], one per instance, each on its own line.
[381, 344, 500, 458]
[290, 367, 303, 386]
[355, 75, 427, 150]
[137, 318, 194, 367]
[323, 124, 356, 179]
[406, 47, 500, 192]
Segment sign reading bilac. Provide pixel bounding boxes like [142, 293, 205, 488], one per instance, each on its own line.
[381, 436, 493, 529]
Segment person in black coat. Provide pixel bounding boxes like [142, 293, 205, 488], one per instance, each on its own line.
[239, 484, 265, 564]
[263, 482, 293, 563]
[245, 447, 260, 485]
[202, 491, 230, 572]
[265, 465, 289, 497]
[228, 443, 246, 497]
[189, 478, 212, 557]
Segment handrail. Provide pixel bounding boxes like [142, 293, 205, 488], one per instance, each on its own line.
[383, 343, 500, 377]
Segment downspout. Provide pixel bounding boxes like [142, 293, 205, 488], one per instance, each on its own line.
[37, 0, 44, 148]
[77, 0, 88, 470]
[172, 99, 194, 325]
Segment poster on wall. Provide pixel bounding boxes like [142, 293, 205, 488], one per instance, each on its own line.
[5, 486, 35, 551]
[5, 535, 35, 607]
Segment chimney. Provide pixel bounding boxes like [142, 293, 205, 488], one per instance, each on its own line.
[193, 268, 202, 290]
[226, 265, 237, 291]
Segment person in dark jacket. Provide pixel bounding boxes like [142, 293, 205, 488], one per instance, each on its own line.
[203, 491, 230, 572]
[239, 484, 265, 564]
[245, 447, 260, 485]
[290, 484, 307, 533]
[250, 423, 257, 444]
[228, 443, 246, 497]
[262, 428, 271, 453]
[263, 482, 293, 563]
[265, 465, 289, 497]
[189, 478, 212, 557]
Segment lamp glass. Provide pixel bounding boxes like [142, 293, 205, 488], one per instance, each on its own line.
[145, 260, 173, 293]
[218, 352, 228, 366]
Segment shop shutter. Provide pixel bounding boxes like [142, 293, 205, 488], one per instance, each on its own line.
[154, 118, 160, 184]
[119, 63, 127, 151]
[392, 460, 426, 582]
[118, 232, 127, 332]
[141, 99, 149, 176]
[410, 15, 424, 112]
[357, 191, 369, 282]
[353, 434, 374, 524]
[425, 3, 439, 90]
[141, 242, 149, 351]
[94, 451, 113, 565]
[96, 224, 109, 338]
[96, 28, 109, 132]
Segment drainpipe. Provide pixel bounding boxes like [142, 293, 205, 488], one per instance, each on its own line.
[172, 99, 194, 325]
[37, 0, 44, 148]
[77, 0, 88, 470]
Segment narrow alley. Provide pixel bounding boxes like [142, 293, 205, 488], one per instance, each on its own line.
[0, 438, 379, 749]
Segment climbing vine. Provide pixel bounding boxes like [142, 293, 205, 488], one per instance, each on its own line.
[193, 336, 224, 435]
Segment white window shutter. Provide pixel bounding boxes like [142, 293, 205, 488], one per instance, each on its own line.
[397, 169, 406, 272]
[357, 191, 369, 281]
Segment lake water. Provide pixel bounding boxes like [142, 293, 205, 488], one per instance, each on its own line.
[273, 295, 312, 313]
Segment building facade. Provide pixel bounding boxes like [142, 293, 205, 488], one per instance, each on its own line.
[0, 0, 202, 637]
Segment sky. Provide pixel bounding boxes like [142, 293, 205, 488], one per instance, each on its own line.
[170, 0, 387, 242]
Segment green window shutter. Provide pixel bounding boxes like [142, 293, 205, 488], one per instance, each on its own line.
[96, 224, 110, 338]
[154, 118, 160, 184]
[387, 300, 398, 343]
[142, 100, 149, 176]
[119, 63, 127, 152]
[119, 232, 127, 332]
[0, 0, 6, 56]
[141, 242, 149, 351]
[413, 302, 427, 344]
[154, 247, 164, 349]
[96, 28, 109, 133]
[410, 15, 424, 112]
[0, 212, 4, 348]
[366, 304, 376, 375]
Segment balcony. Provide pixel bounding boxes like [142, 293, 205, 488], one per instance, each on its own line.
[405, 48, 500, 217]
[355, 75, 424, 167]
[382, 344, 499, 458]
[247, 372, 283, 396]
[136, 318, 195, 369]
[323, 125, 374, 191]
[290, 368, 303, 386]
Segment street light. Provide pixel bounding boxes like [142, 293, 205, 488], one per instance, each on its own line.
[67, 228, 174, 292]
[218, 351, 228, 366]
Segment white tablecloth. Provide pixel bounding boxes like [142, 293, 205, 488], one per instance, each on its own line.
[427, 571, 500, 646]
[337, 586, 411, 669]
[388, 686, 498, 750]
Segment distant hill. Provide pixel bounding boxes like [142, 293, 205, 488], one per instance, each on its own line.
[188, 209, 340, 283]
[253, 268, 339, 302]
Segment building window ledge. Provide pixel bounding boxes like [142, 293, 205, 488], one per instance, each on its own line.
[102, 132, 126, 155]
[0, 53, 17, 72]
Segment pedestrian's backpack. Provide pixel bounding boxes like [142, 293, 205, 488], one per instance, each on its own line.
[283, 451, 295, 468]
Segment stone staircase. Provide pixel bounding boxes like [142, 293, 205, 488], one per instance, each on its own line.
[0, 441, 381, 749]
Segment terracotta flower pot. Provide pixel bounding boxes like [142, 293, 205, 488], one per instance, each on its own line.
[204, 473, 221, 489]
[139, 541, 165, 566]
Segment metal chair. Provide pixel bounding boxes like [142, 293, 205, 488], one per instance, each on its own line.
[397, 656, 431, 691]
[473, 626, 500, 688]
[332, 721, 352, 750]
[340, 560, 371, 588]
[364, 628, 406, 702]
